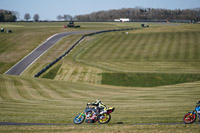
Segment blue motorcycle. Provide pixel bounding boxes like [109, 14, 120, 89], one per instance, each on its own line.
[183, 101, 200, 124]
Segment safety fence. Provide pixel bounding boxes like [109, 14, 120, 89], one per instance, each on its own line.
[34, 28, 138, 77]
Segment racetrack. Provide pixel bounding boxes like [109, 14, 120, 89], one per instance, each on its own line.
[4, 31, 94, 76]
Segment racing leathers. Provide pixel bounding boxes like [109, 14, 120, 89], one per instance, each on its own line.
[87, 100, 107, 115]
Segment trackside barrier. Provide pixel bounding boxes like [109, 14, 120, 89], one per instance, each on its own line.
[34, 28, 138, 77]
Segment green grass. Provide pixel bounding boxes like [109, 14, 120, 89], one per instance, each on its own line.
[1, 22, 200, 132]
[75, 30, 200, 62]
[0, 74, 200, 124]
[0, 22, 72, 74]
[101, 73, 200, 87]
[41, 63, 62, 79]
[0, 22, 139, 74]
[30, 23, 200, 85]
[0, 74, 200, 132]
[0, 124, 200, 133]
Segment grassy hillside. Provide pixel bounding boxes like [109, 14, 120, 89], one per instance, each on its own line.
[0, 74, 200, 132]
[74, 25, 200, 71]
[39, 24, 200, 86]
[1, 74, 199, 124]
[0, 22, 138, 74]
[1, 22, 200, 132]
[0, 22, 74, 74]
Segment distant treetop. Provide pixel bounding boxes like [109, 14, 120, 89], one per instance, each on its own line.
[0, 9, 17, 22]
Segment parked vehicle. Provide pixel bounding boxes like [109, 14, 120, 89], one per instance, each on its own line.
[73, 105, 115, 124]
[183, 101, 200, 124]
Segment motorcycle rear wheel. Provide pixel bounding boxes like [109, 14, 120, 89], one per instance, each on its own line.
[183, 112, 196, 124]
[98, 113, 111, 124]
[74, 114, 85, 124]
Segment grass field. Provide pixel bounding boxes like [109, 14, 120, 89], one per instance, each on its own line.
[0, 22, 138, 74]
[0, 74, 200, 132]
[0, 22, 200, 132]
[101, 73, 200, 87]
[1, 124, 200, 133]
[40, 24, 200, 86]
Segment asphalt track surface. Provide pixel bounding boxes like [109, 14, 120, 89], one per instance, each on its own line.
[0, 122, 199, 126]
[5, 31, 94, 76]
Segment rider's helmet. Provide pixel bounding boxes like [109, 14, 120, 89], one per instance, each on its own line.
[95, 100, 101, 104]
[197, 101, 200, 104]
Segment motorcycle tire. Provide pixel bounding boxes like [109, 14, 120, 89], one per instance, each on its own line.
[74, 114, 85, 124]
[98, 113, 111, 124]
[183, 112, 196, 124]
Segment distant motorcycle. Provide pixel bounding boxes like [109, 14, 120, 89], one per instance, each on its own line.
[73, 106, 115, 124]
[183, 101, 200, 124]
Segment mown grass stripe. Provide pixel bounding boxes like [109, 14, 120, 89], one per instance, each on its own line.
[85, 34, 111, 60]
[135, 34, 151, 60]
[20, 80, 47, 100]
[131, 34, 146, 60]
[37, 82, 64, 99]
[119, 35, 136, 59]
[112, 35, 132, 60]
[156, 33, 167, 60]
[194, 32, 200, 60]
[149, 33, 162, 60]
[0, 76, 13, 100]
[94, 35, 120, 60]
[125, 34, 141, 60]
[101, 35, 123, 60]
[188, 32, 193, 60]
[169, 32, 178, 60]
[47, 83, 71, 98]
[24, 79, 55, 99]
[165, 33, 174, 60]
[174, 32, 182, 60]
[142, 33, 157, 60]
[159, 33, 170, 60]
[5, 77, 27, 101]
[181, 32, 188, 60]
[188, 32, 195, 60]
[9, 77, 35, 100]
[140, 33, 154, 60]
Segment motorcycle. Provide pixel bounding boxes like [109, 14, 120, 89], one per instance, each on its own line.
[73, 105, 115, 124]
[183, 102, 200, 124]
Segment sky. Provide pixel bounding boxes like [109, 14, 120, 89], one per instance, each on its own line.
[1, 0, 200, 20]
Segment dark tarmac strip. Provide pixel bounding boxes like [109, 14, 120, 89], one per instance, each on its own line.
[0, 122, 199, 126]
[0, 122, 73, 126]
[4, 31, 94, 76]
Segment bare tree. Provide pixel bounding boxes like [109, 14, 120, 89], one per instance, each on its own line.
[24, 13, 31, 21]
[75, 7, 200, 22]
[63, 14, 72, 21]
[12, 11, 20, 20]
[33, 14, 39, 22]
[57, 15, 63, 21]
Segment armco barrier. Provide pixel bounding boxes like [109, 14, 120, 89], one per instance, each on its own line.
[34, 28, 138, 77]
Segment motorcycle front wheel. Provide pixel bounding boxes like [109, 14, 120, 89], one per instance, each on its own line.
[98, 113, 111, 124]
[73, 114, 85, 124]
[183, 112, 196, 124]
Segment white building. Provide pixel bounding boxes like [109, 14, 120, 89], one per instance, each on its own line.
[114, 18, 130, 22]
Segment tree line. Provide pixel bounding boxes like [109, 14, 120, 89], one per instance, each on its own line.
[74, 7, 200, 22]
[0, 9, 17, 22]
[24, 13, 40, 21]
[1, 7, 200, 22]
[0, 9, 39, 22]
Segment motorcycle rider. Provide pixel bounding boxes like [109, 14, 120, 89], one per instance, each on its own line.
[197, 101, 200, 121]
[87, 100, 107, 115]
